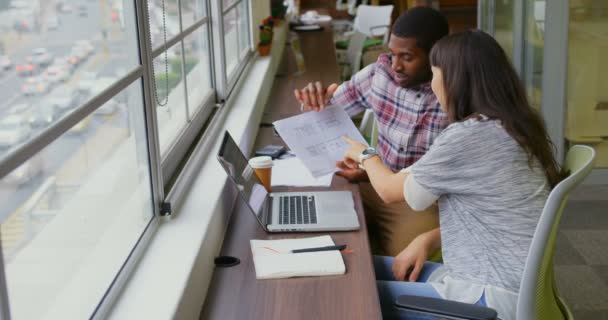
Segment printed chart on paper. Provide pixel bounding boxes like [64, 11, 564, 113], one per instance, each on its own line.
[273, 106, 369, 177]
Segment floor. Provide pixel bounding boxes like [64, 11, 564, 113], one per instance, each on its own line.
[555, 185, 608, 319]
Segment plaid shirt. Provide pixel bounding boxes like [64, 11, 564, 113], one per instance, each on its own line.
[329, 53, 447, 171]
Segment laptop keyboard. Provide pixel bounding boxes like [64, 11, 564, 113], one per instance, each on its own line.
[278, 195, 317, 225]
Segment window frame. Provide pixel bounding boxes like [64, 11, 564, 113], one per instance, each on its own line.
[0, 0, 256, 318]
[151, 17, 218, 185]
[211, 0, 253, 101]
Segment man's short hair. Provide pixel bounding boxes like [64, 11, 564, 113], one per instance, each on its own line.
[391, 7, 449, 53]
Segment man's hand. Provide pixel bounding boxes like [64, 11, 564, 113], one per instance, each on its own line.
[335, 161, 369, 182]
[294, 82, 339, 111]
[392, 232, 433, 282]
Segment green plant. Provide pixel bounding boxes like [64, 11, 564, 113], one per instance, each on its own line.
[183, 57, 198, 74]
[155, 72, 181, 101]
[169, 57, 199, 75]
[258, 16, 275, 46]
[259, 31, 272, 45]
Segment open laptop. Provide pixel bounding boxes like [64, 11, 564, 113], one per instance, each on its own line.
[217, 131, 360, 232]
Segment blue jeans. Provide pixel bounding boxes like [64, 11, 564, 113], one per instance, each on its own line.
[374, 256, 487, 320]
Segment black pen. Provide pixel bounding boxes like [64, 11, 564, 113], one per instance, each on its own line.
[291, 244, 347, 253]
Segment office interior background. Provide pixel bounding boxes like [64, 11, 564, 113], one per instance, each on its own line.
[0, 0, 605, 319]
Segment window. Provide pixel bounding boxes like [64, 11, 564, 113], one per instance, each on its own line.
[0, 0, 254, 318]
[219, 0, 252, 96]
[1, 83, 152, 319]
[565, 1, 608, 168]
[182, 0, 208, 29]
[154, 40, 189, 155]
[184, 27, 213, 118]
[149, 0, 216, 182]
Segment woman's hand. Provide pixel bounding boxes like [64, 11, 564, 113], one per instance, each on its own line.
[342, 136, 367, 164]
[392, 232, 434, 282]
[342, 136, 407, 204]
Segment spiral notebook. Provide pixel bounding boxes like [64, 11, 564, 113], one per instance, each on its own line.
[250, 236, 346, 279]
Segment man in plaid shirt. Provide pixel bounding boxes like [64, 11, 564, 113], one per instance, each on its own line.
[294, 7, 449, 257]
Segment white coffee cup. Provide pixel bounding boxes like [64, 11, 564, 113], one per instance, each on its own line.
[249, 156, 273, 191]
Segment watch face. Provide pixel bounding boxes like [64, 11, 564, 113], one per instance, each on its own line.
[363, 148, 376, 156]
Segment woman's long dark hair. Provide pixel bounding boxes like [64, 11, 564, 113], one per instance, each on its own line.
[430, 30, 564, 187]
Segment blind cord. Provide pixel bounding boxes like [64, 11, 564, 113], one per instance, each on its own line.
[147, 0, 170, 107]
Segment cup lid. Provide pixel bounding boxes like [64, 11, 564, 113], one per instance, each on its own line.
[249, 156, 273, 168]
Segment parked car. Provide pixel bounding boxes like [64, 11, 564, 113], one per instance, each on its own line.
[29, 103, 57, 127]
[15, 61, 36, 76]
[13, 20, 32, 32]
[71, 46, 89, 61]
[44, 66, 69, 84]
[77, 5, 87, 17]
[29, 48, 53, 66]
[48, 87, 80, 112]
[46, 16, 60, 30]
[0, 55, 12, 70]
[50, 57, 75, 73]
[76, 71, 98, 93]
[22, 76, 50, 96]
[62, 53, 80, 68]
[0, 114, 31, 148]
[74, 40, 94, 55]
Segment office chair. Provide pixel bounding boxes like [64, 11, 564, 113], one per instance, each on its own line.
[358, 109, 378, 147]
[334, 4, 393, 54]
[353, 5, 394, 40]
[395, 145, 596, 320]
[338, 30, 367, 81]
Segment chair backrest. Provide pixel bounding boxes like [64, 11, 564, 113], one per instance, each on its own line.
[353, 5, 394, 38]
[336, 0, 348, 11]
[346, 31, 367, 75]
[517, 145, 595, 320]
[358, 109, 379, 147]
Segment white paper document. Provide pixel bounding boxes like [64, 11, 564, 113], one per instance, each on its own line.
[271, 157, 334, 187]
[273, 106, 368, 177]
[250, 235, 345, 279]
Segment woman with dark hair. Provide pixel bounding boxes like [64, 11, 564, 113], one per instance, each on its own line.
[342, 30, 564, 320]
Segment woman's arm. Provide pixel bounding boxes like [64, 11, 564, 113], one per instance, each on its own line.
[393, 227, 441, 281]
[342, 137, 407, 203]
[360, 156, 408, 203]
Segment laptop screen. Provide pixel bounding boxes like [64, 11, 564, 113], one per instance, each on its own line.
[217, 132, 269, 228]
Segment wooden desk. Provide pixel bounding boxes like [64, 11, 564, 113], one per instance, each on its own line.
[200, 22, 382, 320]
[261, 22, 341, 124]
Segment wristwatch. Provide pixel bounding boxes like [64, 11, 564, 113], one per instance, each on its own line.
[358, 147, 378, 167]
